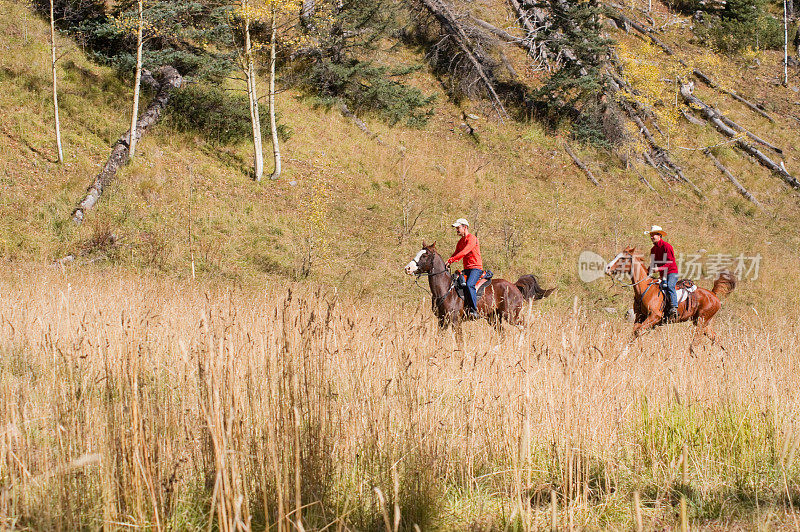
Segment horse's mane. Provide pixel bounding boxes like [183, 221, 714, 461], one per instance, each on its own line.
[624, 247, 646, 264]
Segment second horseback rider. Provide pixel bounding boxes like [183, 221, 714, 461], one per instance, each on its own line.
[445, 218, 483, 320]
[646, 225, 679, 320]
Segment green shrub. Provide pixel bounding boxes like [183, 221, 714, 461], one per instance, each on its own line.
[308, 59, 435, 127]
[693, 0, 785, 53]
[667, 0, 704, 14]
[165, 83, 292, 145]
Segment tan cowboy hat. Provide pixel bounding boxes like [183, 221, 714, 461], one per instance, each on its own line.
[451, 218, 470, 227]
[644, 225, 666, 237]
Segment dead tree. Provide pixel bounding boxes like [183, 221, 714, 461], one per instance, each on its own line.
[562, 141, 600, 185]
[73, 67, 183, 224]
[680, 81, 800, 189]
[704, 150, 766, 211]
[604, 4, 775, 122]
[416, 0, 509, 119]
[49, 0, 63, 163]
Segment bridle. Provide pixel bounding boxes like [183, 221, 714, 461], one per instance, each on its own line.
[608, 253, 657, 289]
[409, 252, 452, 298]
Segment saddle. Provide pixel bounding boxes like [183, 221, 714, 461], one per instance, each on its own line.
[659, 278, 698, 313]
[453, 270, 494, 301]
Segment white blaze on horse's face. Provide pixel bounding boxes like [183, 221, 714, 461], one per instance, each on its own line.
[605, 253, 625, 275]
[404, 249, 426, 275]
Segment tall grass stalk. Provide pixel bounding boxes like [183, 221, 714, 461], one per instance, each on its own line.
[1, 266, 799, 529]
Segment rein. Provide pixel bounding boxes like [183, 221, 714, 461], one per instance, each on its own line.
[618, 276, 654, 289]
[411, 261, 452, 299]
[609, 254, 656, 289]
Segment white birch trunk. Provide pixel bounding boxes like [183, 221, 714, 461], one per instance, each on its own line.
[784, 0, 789, 87]
[49, 0, 63, 163]
[243, 0, 264, 181]
[129, 0, 144, 158]
[269, 12, 282, 181]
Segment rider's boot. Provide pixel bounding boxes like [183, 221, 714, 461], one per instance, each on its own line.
[666, 306, 678, 321]
[466, 307, 480, 320]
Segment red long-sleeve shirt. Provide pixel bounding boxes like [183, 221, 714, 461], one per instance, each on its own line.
[650, 240, 678, 278]
[448, 233, 483, 270]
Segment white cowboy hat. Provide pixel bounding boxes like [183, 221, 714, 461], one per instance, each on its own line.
[644, 225, 666, 236]
[451, 218, 470, 227]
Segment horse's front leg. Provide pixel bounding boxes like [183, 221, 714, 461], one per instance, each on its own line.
[689, 317, 715, 354]
[632, 313, 661, 341]
[454, 320, 465, 351]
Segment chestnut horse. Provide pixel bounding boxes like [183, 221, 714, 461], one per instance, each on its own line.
[404, 241, 555, 328]
[605, 246, 736, 352]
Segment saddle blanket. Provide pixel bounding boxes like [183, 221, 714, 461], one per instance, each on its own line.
[664, 283, 697, 304]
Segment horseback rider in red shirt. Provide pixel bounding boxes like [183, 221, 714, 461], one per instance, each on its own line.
[646, 225, 679, 320]
[445, 218, 483, 320]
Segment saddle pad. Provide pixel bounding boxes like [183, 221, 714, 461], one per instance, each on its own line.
[455, 279, 492, 301]
[675, 285, 697, 305]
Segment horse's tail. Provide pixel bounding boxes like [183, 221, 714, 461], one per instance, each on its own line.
[712, 271, 737, 301]
[515, 274, 556, 301]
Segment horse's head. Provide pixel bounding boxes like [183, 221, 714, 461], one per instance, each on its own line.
[404, 241, 437, 275]
[605, 246, 641, 277]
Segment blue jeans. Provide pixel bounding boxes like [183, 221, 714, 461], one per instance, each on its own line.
[663, 272, 678, 309]
[464, 268, 482, 311]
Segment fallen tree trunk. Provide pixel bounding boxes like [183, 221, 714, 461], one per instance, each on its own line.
[469, 16, 524, 46]
[680, 108, 706, 126]
[643, 151, 674, 188]
[631, 161, 658, 192]
[604, 5, 775, 122]
[340, 104, 386, 146]
[714, 114, 782, 154]
[506, 0, 552, 67]
[417, 0, 509, 119]
[691, 69, 775, 122]
[704, 149, 766, 211]
[680, 81, 800, 189]
[562, 141, 599, 185]
[73, 66, 183, 224]
[617, 96, 705, 198]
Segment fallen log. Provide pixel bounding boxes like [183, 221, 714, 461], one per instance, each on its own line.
[604, 5, 775, 122]
[714, 114, 782, 154]
[469, 16, 524, 46]
[680, 108, 706, 126]
[642, 151, 674, 188]
[703, 149, 766, 211]
[631, 161, 658, 193]
[691, 69, 775, 122]
[418, 0, 509, 119]
[680, 81, 800, 189]
[618, 98, 705, 197]
[562, 141, 600, 185]
[507, 0, 551, 66]
[73, 66, 183, 224]
[340, 104, 386, 146]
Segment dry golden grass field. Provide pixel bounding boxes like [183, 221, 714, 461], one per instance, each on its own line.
[2, 266, 800, 530]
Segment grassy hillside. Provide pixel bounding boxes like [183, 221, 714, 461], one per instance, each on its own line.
[1, 0, 799, 315]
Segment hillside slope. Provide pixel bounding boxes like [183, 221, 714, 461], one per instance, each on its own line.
[1, 0, 799, 314]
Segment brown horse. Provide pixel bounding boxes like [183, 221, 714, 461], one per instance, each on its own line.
[605, 246, 736, 352]
[404, 241, 555, 328]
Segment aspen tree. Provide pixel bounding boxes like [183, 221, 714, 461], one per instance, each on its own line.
[240, 0, 265, 181]
[49, 0, 63, 163]
[784, 0, 789, 87]
[128, 0, 144, 158]
[268, 6, 281, 180]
